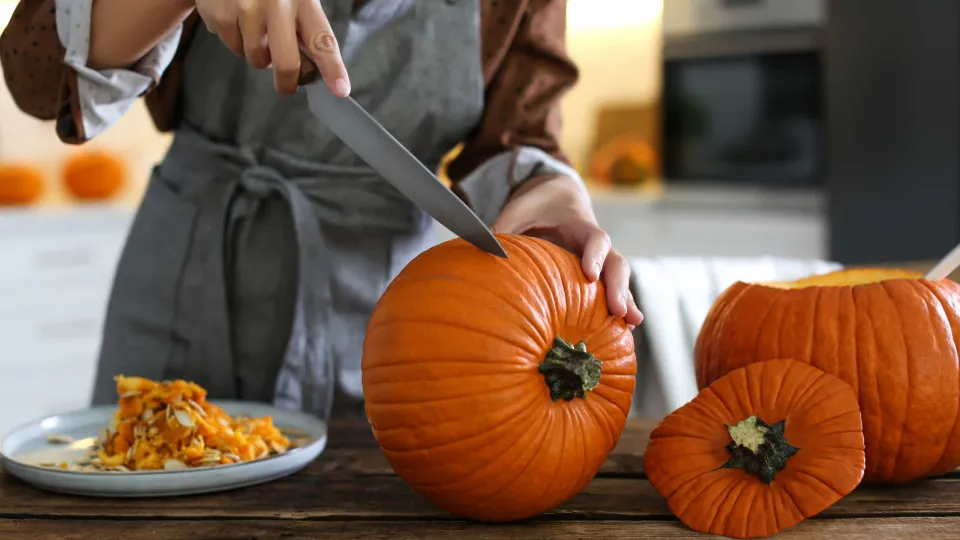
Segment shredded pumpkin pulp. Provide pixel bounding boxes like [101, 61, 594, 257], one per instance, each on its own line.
[91, 376, 291, 471]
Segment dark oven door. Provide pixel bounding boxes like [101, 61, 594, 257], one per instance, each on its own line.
[661, 0, 825, 187]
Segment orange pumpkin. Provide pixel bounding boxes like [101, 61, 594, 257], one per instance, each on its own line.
[61, 150, 127, 201]
[695, 268, 960, 484]
[362, 234, 637, 522]
[645, 358, 865, 539]
[0, 163, 45, 205]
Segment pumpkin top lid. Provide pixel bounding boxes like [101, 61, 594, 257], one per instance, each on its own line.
[644, 358, 865, 539]
[754, 267, 925, 290]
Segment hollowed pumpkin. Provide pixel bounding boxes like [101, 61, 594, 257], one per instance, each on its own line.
[695, 267, 960, 483]
[645, 358, 865, 539]
[362, 234, 637, 522]
[0, 163, 45, 205]
[61, 150, 127, 201]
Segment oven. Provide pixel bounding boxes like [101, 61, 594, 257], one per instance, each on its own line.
[661, 0, 826, 188]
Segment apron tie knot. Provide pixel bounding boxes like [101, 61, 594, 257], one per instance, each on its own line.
[238, 165, 287, 198]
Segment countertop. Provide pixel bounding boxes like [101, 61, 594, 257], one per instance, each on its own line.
[2, 418, 958, 539]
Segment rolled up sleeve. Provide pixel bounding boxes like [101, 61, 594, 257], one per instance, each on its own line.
[55, 0, 182, 139]
[455, 146, 585, 225]
[447, 0, 584, 224]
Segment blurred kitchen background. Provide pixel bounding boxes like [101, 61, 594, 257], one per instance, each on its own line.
[1, 0, 957, 431]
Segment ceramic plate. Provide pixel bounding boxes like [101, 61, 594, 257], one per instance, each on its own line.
[0, 400, 327, 497]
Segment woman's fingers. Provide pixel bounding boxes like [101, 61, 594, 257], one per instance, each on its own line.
[580, 226, 612, 282]
[297, 0, 351, 97]
[600, 250, 634, 319]
[624, 289, 644, 327]
[264, 0, 302, 95]
[237, 0, 270, 69]
[197, 1, 245, 58]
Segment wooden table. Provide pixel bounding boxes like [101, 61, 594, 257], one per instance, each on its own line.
[1, 418, 958, 539]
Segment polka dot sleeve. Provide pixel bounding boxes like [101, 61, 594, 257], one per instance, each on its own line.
[56, 0, 182, 140]
[0, 0, 67, 123]
[448, 0, 583, 218]
[0, 0, 182, 143]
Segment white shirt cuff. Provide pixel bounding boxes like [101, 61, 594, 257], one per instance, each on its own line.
[456, 146, 588, 225]
[55, 0, 182, 139]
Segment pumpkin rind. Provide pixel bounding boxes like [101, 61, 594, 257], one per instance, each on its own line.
[695, 269, 960, 483]
[361, 234, 637, 522]
[645, 358, 865, 539]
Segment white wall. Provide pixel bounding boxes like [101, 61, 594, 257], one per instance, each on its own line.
[561, 0, 663, 171]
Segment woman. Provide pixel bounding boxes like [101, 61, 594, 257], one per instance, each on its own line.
[0, 0, 643, 419]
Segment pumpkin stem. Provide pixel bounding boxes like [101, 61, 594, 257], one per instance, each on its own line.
[538, 337, 602, 402]
[722, 416, 799, 484]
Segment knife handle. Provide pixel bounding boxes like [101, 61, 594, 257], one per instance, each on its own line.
[298, 51, 322, 87]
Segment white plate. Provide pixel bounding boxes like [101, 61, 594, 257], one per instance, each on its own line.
[0, 400, 327, 498]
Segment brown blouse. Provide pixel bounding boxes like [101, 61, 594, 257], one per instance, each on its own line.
[0, 0, 579, 185]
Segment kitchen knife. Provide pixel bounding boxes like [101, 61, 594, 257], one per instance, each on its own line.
[300, 59, 508, 259]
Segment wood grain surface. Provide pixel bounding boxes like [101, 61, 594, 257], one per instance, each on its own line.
[2, 418, 957, 539]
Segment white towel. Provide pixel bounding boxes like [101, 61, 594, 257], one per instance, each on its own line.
[629, 256, 843, 416]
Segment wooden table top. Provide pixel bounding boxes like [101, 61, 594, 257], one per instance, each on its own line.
[1, 417, 958, 539]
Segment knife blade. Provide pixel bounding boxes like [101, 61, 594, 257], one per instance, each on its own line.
[301, 63, 508, 258]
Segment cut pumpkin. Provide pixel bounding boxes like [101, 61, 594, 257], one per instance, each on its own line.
[645, 358, 865, 539]
[695, 267, 960, 483]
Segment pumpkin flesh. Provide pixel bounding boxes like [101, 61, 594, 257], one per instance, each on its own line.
[362, 234, 636, 522]
[645, 359, 865, 539]
[695, 268, 960, 483]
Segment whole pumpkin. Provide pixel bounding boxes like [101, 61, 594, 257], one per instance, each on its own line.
[61, 150, 127, 201]
[362, 234, 637, 522]
[695, 267, 960, 483]
[0, 163, 45, 205]
[646, 358, 865, 539]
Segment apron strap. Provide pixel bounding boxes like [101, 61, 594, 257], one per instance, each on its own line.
[175, 150, 334, 419]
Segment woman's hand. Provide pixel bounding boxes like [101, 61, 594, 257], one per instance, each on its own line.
[493, 175, 644, 329]
[194, 0, 350, 97]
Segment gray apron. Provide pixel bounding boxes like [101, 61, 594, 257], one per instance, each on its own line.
[91, 0, 485, 421]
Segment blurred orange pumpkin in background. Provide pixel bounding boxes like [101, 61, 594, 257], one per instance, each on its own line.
[0, 163, 46, 206]
[61, 150, 127, 202]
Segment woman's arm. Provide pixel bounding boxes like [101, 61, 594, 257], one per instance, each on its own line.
[446, 0, 582, 224]
[88, 0, 195, 69]
[0, 0, 192, 143]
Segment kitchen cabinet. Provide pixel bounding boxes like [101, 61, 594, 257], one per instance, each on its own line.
[0, 208, 132, 436]
[439, 186, 828, 260]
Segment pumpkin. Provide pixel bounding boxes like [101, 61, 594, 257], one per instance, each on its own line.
[695, 268, 960, 484]
[61, 150, 127, 201]
[0, 163, 45, 205]
[645, 358, 865, 539]
[361, 234, 637, 522]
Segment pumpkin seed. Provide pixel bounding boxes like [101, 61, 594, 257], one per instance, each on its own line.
[141, 409, 154, 421]
[46, 434, 74, 444]
[173, 408, 194, 428]
[147, 426, 159, 438]
[163, 459, 188, 471]
[119, 390, 142, 399]
[187, 399, 207, 417]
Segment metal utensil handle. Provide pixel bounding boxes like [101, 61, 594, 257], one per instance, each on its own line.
[926, 242, 960, 280]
